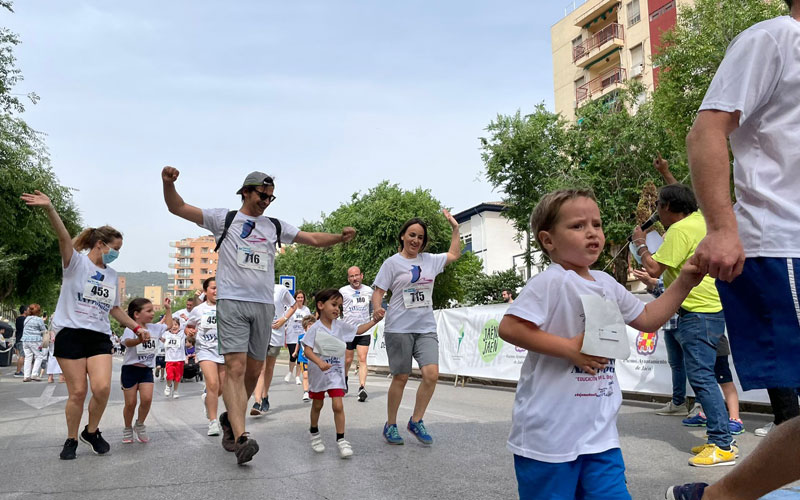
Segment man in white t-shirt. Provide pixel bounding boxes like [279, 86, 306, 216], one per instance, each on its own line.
[339, 266, 373, 402]
[162, 167, 355, 465]
[668, 4, 800, 499]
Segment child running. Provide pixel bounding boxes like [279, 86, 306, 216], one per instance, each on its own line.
[163, 315, 188, 399]
[120, 297, 173, 443]
[293, 315, 316, 402]
[498, 189, 704, 499]
[186, 277, 226, 436]
[302, 289, 384, 458]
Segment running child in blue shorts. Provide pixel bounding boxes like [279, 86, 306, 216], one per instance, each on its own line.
[293, 315, 316, 402]
[498, 189, 704, 499]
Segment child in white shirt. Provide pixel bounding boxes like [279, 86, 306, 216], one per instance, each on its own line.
[302, 288, 383, 458]
[498, 189, 703, 499]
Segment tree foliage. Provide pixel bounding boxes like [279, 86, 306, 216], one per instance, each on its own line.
[275, 181, 483, 308]
[652, 0, 787, 143]
[461, 267, 525, 306]
[0, 5, 81, 311]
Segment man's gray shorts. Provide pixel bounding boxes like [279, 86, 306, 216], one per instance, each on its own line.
[384, 332, 438, 375]
[217, 299, 275, 361]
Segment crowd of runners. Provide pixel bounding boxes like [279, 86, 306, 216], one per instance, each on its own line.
[12, 4, 800, 499]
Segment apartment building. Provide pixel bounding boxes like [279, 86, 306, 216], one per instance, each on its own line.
[168, 235, 218, 297]
[144, 285, 163, 306]
[552, 0, 690, 120]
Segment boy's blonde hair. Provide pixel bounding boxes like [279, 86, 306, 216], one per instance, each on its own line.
[530, 188, 597, 257]
[301, 315, 316, 330]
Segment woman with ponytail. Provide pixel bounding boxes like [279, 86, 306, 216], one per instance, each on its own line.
[21, 190, 147, 460]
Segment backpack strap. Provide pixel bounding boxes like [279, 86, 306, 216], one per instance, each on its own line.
[269, 217, 282, 248]
[213, 211, 282, 252]
[213, 210, 238, 253]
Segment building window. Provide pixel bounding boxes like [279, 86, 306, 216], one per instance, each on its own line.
[460, 233, 473, 254]
[201, 268, 209, 275]
[649, 1, 675, 22]
[201, 247, 209, 253]
[626, 0, 640, 27]
[201, 258, 209, 264]
[630, 43, 644, 77]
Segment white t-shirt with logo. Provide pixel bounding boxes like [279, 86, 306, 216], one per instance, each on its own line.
[163, 331, 187, 363]
[373, 253, 447, 334]
[286, 305, 311, 344]
[187, 302, 223, 364]
[122, 323, 169, 368]
[302, 319, 358, 393]
[200, 209, 299, 303]
[504, 263, 645, 463]
[52, 249, 120, 336]
[339, 285, 373, 334]
[699, 16, 800, 258]
[270, 284, 296, 347]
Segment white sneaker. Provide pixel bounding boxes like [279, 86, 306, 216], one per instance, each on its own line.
[310, 432, 325, 453]
[207, 419, 220, 436]
[337, 439, 353, 458]
[172, 391, 180, 399]
[296, 376, 302, 385]
[284, 372, 292, 383]
[201, 392, 208, 419]
[655, 401, 690, 416]
[164, 385, 171, 397]
[302, 392, 310, 402]
[755, 422, 775, 437]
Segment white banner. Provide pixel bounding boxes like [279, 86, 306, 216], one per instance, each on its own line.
[366, 301, 770, 404]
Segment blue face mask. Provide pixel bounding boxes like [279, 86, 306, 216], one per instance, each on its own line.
[102, 247, 119, 265]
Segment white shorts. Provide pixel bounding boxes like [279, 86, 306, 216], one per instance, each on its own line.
[197, 349, 224, 364]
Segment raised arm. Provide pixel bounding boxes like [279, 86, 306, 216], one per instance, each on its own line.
[21, 191, 74, 268]
[628, 261, 704, 332]
[443, 209, 461, 265]
[654, 153, 678, 185]
[294, 227, 356, 248]
[686, 110, 744, 282]
[162, 166, 204, 225]
[163, 297, 173, 330]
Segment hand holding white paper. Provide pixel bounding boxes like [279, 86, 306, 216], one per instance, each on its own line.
[313, 330, 347, 358]
[629, 232, 664, 265]
[579, 295, 631, 360]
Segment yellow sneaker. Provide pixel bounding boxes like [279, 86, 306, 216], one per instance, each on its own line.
[691, 442, 739, 457]
[688, 444, 736, 467]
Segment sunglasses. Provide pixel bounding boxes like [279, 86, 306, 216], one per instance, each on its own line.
[253, 189, 276, 203]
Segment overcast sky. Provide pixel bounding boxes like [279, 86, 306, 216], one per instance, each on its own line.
[7, 1, 565, 272]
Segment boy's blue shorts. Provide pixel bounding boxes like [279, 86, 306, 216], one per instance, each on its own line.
[514, 448, 631, 500]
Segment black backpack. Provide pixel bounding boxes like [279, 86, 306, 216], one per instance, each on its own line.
[213, 210, 282, 253]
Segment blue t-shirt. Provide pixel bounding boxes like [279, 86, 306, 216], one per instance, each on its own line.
[297, 333, 307, 364]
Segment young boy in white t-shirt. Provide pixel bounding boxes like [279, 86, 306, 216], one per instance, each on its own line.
[498, 189, 704, 499]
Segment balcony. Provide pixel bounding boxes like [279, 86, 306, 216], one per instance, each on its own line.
[573, 23, 624, 66]
[576, 66, 626, 105]
[574, 0, 621, 28]
[168, 252, 178, 259]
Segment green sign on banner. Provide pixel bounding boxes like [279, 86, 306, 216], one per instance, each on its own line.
[479, 319, 504, 363]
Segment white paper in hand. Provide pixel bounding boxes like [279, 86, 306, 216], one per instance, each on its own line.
[313, 330, 347, 358]
[579, 295, 630, 360]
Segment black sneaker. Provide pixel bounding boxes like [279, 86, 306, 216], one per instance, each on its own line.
[666, 483, 709, 500]
[249, 401, 262, 417]
[219, 411, 236, 452]
[234, 432, 259, 465]
[358, 386, 368, 402]
[59, 438, 78, 460]
[260, 397, 270, 413]
[79, 426, 110, 455]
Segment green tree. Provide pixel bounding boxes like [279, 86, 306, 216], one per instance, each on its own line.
[652, 0, 787, 143]
[461, 267, 526, 306]
[0, 5, 81, 311]
[275, 181, 482, 308]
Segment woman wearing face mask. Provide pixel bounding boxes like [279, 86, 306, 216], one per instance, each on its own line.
[21, 190, 146, 460]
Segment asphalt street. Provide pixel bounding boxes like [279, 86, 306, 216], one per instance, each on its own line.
[1, 356, 798, 500]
